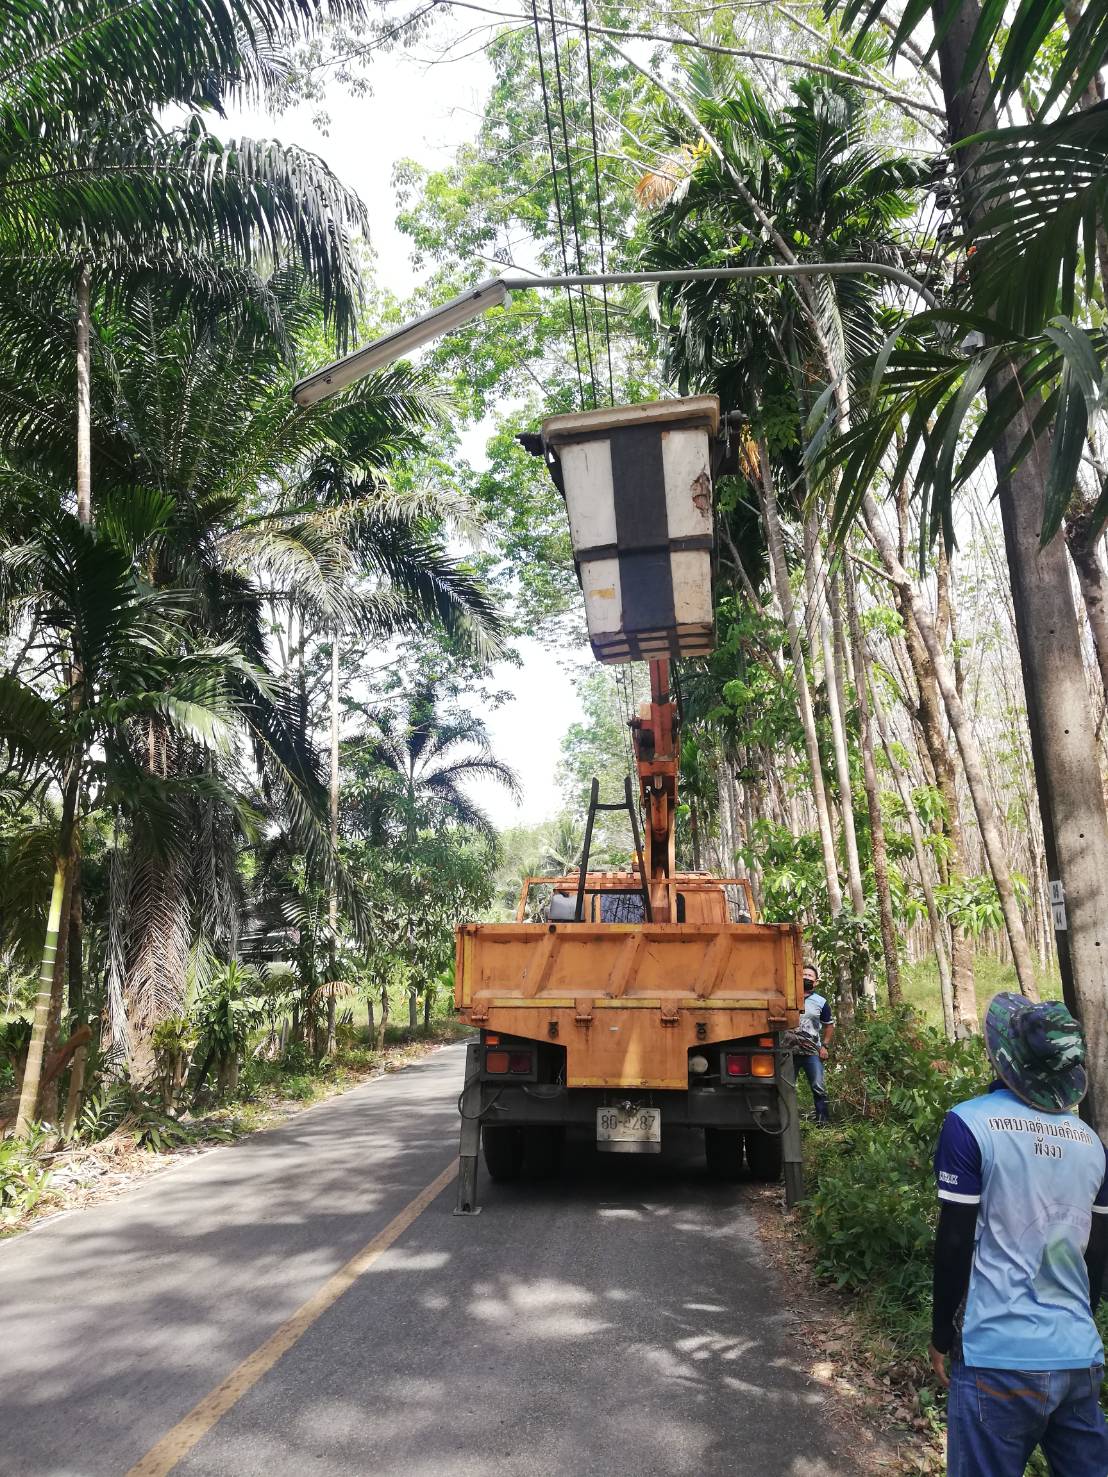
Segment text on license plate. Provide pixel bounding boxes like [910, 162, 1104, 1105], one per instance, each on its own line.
[596, 1106, 661, 1144]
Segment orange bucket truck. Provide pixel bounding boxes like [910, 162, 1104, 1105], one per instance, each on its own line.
[453, 397, 804, 1212]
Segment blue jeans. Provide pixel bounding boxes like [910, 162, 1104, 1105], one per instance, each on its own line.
[947, 1360, 1108, 1476]
[796, 1051, 828, 1123]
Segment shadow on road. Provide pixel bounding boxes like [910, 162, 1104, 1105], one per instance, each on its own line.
[0, 1047, 862, 1477]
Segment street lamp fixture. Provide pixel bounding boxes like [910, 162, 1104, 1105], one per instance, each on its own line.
[292, 277, 512, 407]
[292, 263, 936, 407]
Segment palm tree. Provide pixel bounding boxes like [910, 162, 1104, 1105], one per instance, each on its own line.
[1, 276, 504, 1078]
[0, 493, 256, 1132]
[826, 0, 1108, 1125]
[638, 72, 929, 1007]
[1, 0, 384, 537]
[350, 683, 520, 846]
[542, 814, 585, 875]
[831, 0, 1107, 124]
[347, 683, 519, 1028]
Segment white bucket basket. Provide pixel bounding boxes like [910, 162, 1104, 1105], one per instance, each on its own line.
[542, 396, 719, 664]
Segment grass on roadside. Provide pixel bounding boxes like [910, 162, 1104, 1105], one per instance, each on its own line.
[195, 1015, 475, 1136]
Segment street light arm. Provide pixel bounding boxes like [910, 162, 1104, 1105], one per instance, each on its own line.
[291, 263, 937, 405]
[500, 262, 939, 306]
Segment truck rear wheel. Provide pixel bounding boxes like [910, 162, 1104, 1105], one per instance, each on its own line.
[482, 1125, 524, 1181]
[704, 1127, 744, 1181]
[524, 1126, 564, 1178]
[744, 1129, 783, 1182]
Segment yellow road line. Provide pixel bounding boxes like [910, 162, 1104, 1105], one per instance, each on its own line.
[126, 1160, 458, 1477]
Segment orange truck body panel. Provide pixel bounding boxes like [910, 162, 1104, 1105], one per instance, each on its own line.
[455, 875, 803, 1090]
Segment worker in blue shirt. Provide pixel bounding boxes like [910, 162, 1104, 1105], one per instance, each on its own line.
[794, 962, 834, 1125]
[931, 991, 1108, 1476]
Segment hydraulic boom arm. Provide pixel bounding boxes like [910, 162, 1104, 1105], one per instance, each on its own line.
[631, 658, 679, 921]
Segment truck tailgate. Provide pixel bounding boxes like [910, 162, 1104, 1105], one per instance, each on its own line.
[454, 921, 802, 1089]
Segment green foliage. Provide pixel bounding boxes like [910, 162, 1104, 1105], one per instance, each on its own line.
[391, 25, 660, 419]
[801, 1008, 990, 1336]
[282, 1074, 318, 1102]
[0, 1, 383, 344]
[76, 1078, 204, 1153]
[0, 1128, 53, 1229]
[191, 962, 267, 1091]
[0, 1015, 31, 1060]
[558, 666, 640, 857]
[460, 412, 580, 635]
[830, 0, 1107, 118]
[937, 873, 1030, 938]
[280, 1040, 315, 1076]
[742, 819, 875, 987]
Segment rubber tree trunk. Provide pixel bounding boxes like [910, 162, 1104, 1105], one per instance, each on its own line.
[1065, 514, 1108, 703]
[757, 440, 849, 1013]
[861, 493, 1038, 1002]
[826, 570, 876, 1006]
[15, 771, 79, 1136]
[844, 563, 901, 1006]
[320, 638, 342, 1061]
[814, 562, 866, 918]
[935, 0, 1108, 1128]
[869, 661, 957, 1038]
[896, 595, 979, 1033]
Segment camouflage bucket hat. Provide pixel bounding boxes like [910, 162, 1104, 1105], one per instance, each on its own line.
[984, 992, 1087, 1112]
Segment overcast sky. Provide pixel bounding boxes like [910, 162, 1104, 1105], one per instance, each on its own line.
[226, 21, 592, 830]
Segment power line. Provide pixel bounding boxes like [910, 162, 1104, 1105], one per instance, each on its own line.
[580, 0, 615, 403]
[530, 0, 587, 410]
[546, 0, 599, 407]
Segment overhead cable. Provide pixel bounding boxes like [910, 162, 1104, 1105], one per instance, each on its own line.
[580, 0, 615, 403]
[530, 0, 588, 410]
[546, 0, 599, 407]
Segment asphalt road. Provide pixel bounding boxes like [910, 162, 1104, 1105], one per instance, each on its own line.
[2, 1043, 861, 1477]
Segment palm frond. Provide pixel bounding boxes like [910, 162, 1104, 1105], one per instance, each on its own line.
[963, 105, 1108, 334]
[827, 0, 1108, 113]
[814, 310, 1108, 549]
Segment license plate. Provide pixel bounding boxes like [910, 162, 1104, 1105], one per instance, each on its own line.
[596, 1105, 661, 1154]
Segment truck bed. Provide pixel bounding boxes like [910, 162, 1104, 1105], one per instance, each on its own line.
[454, 920, 802, 1089]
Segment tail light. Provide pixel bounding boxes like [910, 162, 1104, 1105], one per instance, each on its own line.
[750, 1053, 775, 1078]
[485, 1033, 501, 1045]
[508, 1051, 533, 1075]
[485, 1050, 509, 1073]
[724, 1052, 750, 1078]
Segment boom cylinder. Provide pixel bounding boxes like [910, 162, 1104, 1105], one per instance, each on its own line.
[632, 658, 679, 920]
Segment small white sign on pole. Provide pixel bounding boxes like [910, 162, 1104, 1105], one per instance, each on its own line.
[1049, 880, 1067, 931]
